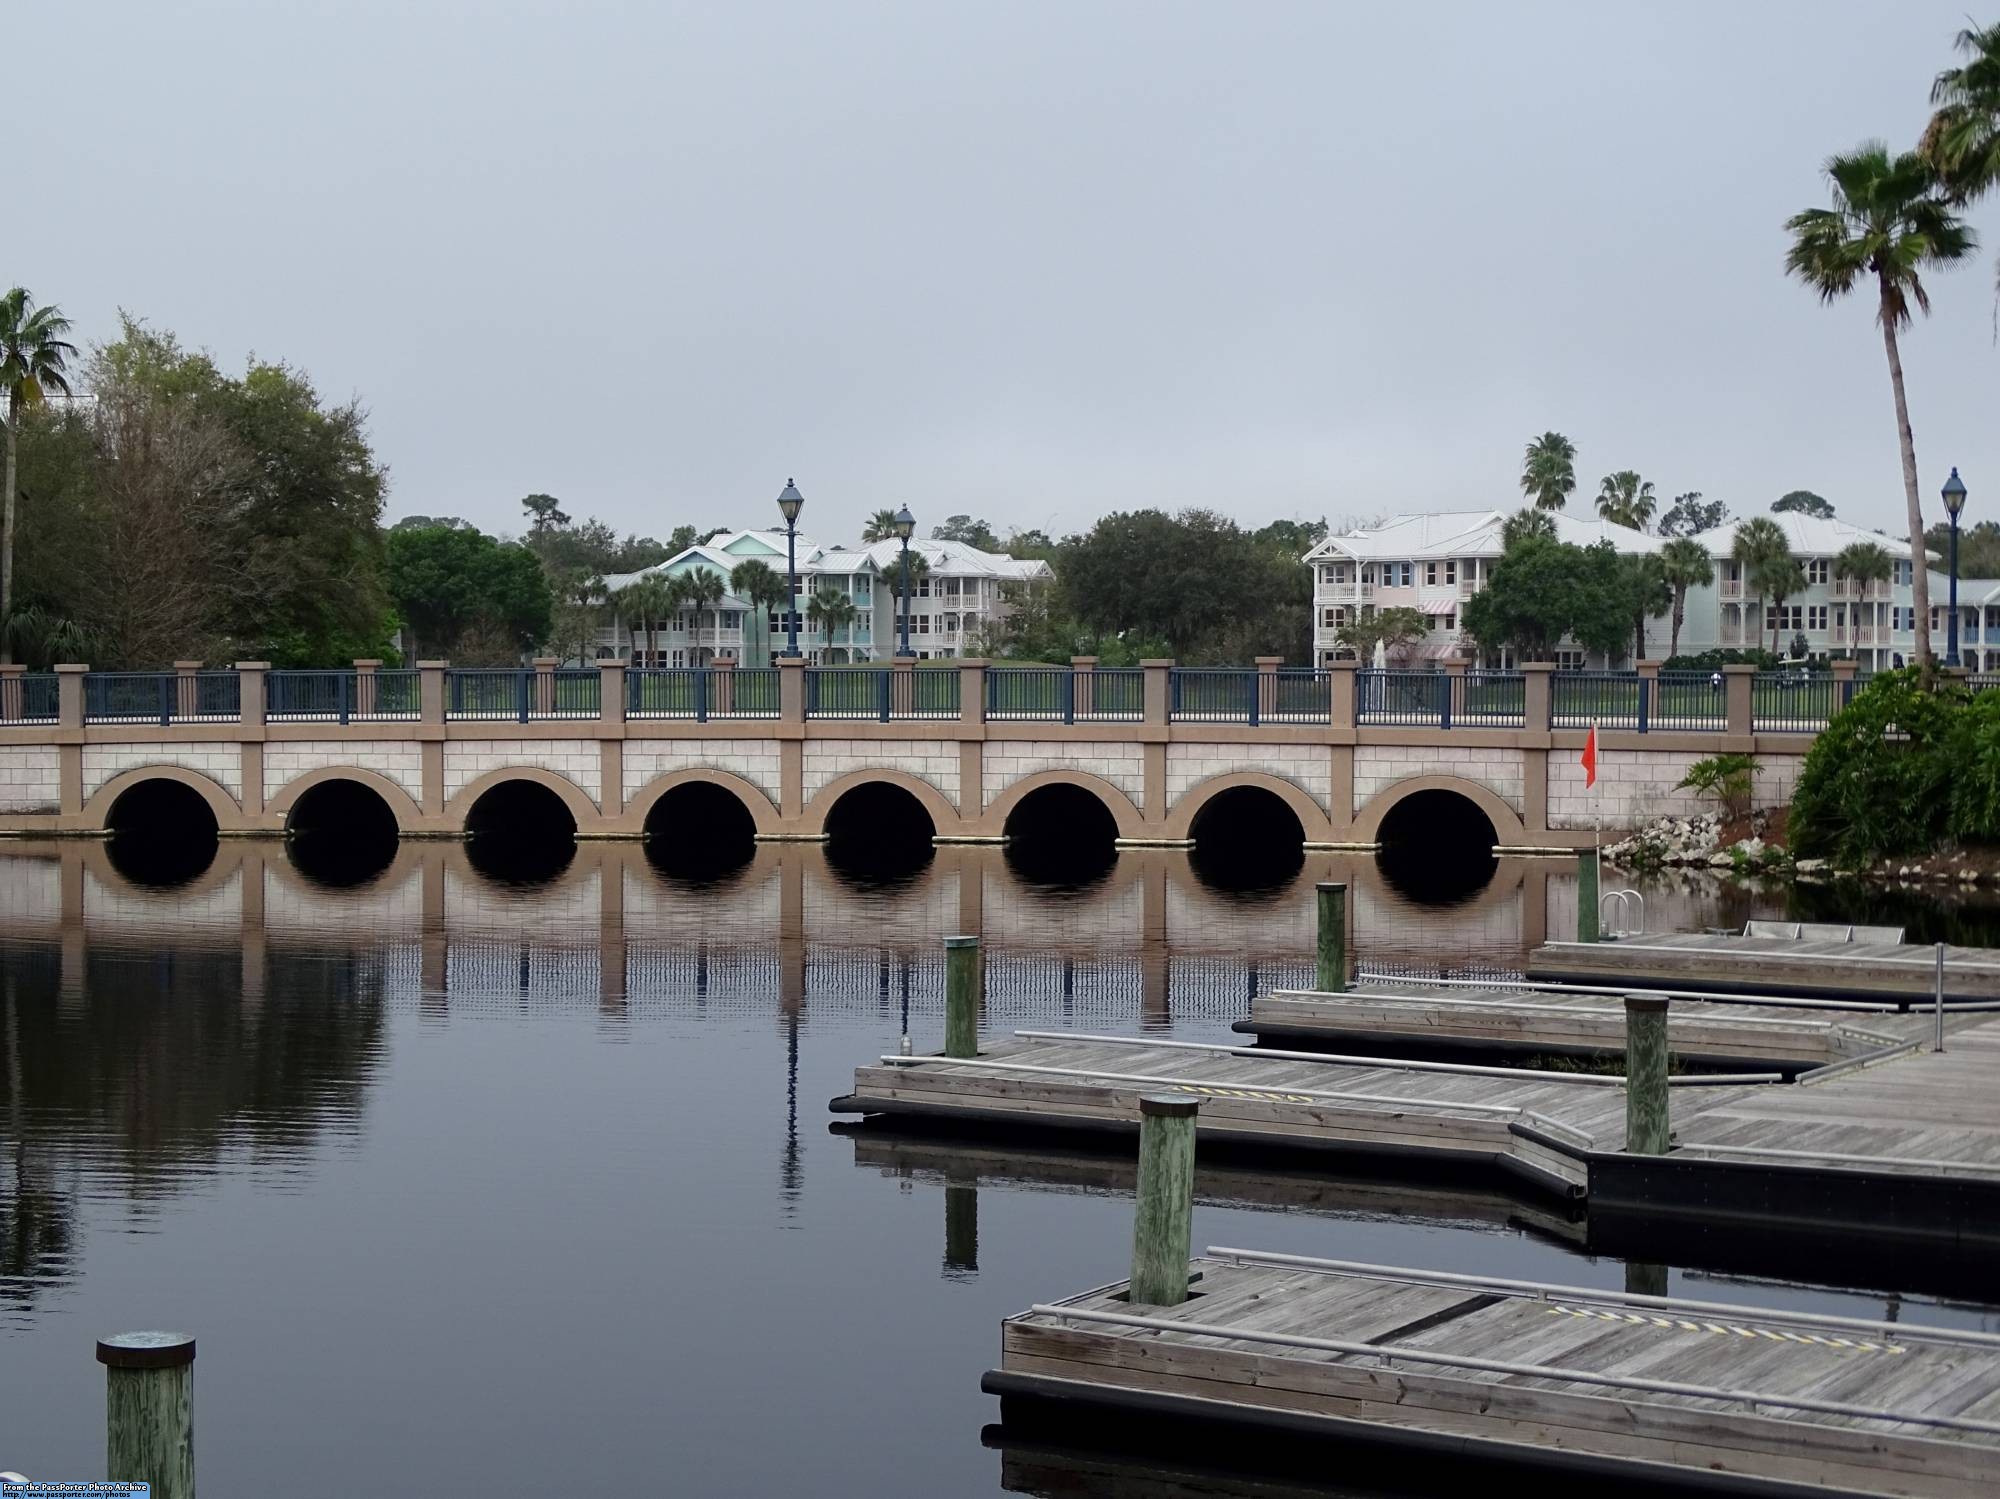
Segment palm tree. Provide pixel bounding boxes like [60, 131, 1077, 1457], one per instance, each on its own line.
[1500, 507, 1556, 550]
[1732, 517, 1791, 657]
[1624, 553, 1670, 662]
[1756, 550, 1807, 659]
[879, 550, 930, 610]
[0, 290, 77, 664]
[1519, 432, 1576, 511]
[1834, 539, 1894, 662]
[806, 586, 859, 658]
[623, 575, 678, 666]
[1659, 537, 1713, 659]
[679, 566, 726, 663]
[1785, 143, 1975, 668]
[861, 509, 903, 543]
[1595, 471, 1657, 531]
[728, 558, 785, 665]
[1925, 23, 2000, 285]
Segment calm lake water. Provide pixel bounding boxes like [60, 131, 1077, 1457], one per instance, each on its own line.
[3, 832, 1997, 1495]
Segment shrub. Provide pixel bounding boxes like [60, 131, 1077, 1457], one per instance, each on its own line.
[1676, 752, 1756, 821]
[1662, 647, 1778, 673]
[1789, 668, 1965, 865]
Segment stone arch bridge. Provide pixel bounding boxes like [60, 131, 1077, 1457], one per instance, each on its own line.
[0, 658, 1817, 849]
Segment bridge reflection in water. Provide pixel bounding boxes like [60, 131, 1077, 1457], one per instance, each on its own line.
[0, 837, 1771, 1027]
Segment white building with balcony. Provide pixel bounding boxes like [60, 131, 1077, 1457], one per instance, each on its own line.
[596, 528, 1051, 666]
[1304, 508, 1949, 670]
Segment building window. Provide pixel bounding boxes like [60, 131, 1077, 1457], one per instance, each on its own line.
[943, 613, 959, 633]
[1444, 612, 1456, 631]
[1808, 605, 1827, 631]
[1554, 650, 1586, 671]
[1895, 560, 1913, 585]
[1931, 606, 1941, 630]
[1806, 558, 1829, 585]
[1895, 606, 1915, 631]
[1425, 561, 1438, 585]
[918, 577, 931, 597]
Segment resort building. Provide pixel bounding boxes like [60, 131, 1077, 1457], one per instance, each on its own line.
[595, 528, 1052, 666]
[1305, 508, 1949, 670]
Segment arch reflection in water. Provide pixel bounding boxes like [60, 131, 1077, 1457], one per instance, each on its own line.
[1374, 788, 1498, 905]
[1002, 783, 1117, 888]
[822, 779, 936, 882]
[103, 777, 220, 887]
[463, 778, 577, 884]
[644, 781, 756, 881]
[285, 776, 400, 886]
[1188, 786, 1306, 895]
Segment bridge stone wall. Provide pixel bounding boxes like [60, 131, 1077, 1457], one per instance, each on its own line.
[0, 658, 1826, 850]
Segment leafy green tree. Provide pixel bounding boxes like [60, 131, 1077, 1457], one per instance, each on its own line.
[931, 514, 999, 550]
[1773, 489, 1835, 519]
[385, 524, 552, 661]
[521, 493, 570, 536]
[1659, 537, 1713, 660]
[1501, 507, 1556, 550]
[1785, 143, 1975, 668]
[1595, 470, 1657, 531]
[1334, 605, 1429, 664]
[1923, 518, 2000, 578]
[0, 290, 77, 663]
[1460, 536, 1627, 661]
[391, 514, 474, 532]
[1519, 432, 1576, 511]
[1659, 492, 1727, 537]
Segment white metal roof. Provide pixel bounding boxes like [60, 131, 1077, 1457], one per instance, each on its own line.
[1692, 513, 1938, 561]
[1303, 508, 1662, 562]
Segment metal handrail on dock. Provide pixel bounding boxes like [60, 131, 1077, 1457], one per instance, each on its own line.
[1200, 1247, 2000, 1350]
[873, 1054, 1602, 1147]
[1006, 1029, 1781, 1087]
[1022, 1301, 2000, 1437]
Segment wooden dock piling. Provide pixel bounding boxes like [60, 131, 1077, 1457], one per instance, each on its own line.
[1130, 1093, 1199, 1306]
[98, 1331, 195, 1498]
[1315, 882, 1346, 993]
[944, 934, 981, 1059]
[1624, 995, 1669, 1155]
[1576, 850, 1599, 943]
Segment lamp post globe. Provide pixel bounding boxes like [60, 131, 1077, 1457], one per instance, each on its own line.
[776, 479, 804, 657]
[893, 507, 917, 658]
[1944, 468, 1967, 668]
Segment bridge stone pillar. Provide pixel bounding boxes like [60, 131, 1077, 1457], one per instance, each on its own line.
[1724, 663, 1756, 742]
[957, 659, 987, 823]
[173, 661, 202, 719]
[1255, 656, 1282, 719]
[236, 662, 271, 822]
[1141, 660, 1173, 829]
[532, 656, 559, 715]
[353, 658, 381, 718]
[56, 664, 87, 817]
[778, 657, 807, 824]
[596, 659, 627, 824]
[710, 655, 736, 716]
[236, 661, 270, 727]
[0, 663, 21, 722]
[1520, 662, 1555, 840]
[1070, 656, 1097, 717]
[418, 661, 449, 821]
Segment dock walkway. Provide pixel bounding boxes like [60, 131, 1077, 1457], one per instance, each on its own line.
[1526, 932, 2000, 1003]
[1234, 978, 1924, 1070]
[989, 1251, 2000, 1498]
[833, 1031, 1664, 1196]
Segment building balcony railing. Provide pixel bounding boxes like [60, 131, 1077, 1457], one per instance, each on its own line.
[1719, 580, 1744, 601]
[1316, 581, 1374, 603]
[1830, 580, 1892, 602]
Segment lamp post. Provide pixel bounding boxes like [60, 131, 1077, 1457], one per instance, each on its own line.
[892, 506, 917, 658]
[776, 479, 804, 657]
[1943, 467, 1967, 668]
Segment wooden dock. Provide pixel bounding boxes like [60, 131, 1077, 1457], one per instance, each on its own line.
[987, 1250, 2000, 1498]
[1234, 979, 1924, 1071]
[833, 1030, 1683, 1198]
[1526, 932, 2000, 1003]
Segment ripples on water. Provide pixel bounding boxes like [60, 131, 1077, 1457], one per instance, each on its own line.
[2, 834, 1997, 1495]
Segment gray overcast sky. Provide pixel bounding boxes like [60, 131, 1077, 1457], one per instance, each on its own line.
[17, 1, 2000, 545]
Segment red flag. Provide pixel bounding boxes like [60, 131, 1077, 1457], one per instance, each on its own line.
[1581, 724, 1598, 788]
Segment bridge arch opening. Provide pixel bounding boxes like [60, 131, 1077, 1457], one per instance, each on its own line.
[464, 778, 577, 883]
[1375, 788, 1498, 902]
[285, 777, 400, 885]
[823, 780, 935, 879]
[644, 782, 756, 879]
[104, 778, 220, 886]
[1003, 783, 1117, 885]
[1189, 786, 1305, 892]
